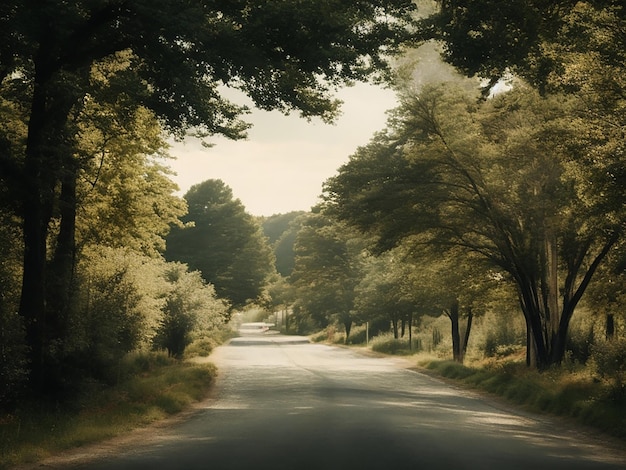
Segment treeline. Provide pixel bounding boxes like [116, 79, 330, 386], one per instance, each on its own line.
[261, 2, 626, 386]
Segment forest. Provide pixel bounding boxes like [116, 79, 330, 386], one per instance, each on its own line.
[1, 0, 625, 428]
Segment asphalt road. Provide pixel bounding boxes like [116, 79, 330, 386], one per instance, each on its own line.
[69, 335, 624, 469]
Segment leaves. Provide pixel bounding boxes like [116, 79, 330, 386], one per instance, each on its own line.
[165, 179, 275, 309]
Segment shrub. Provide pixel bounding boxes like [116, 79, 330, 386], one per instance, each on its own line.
[345, 325, 367, 345]
[482, 314, 524, 357]
[566, 325, 595, 365]
[593, 339, 626, 400]
[370, 333, 420, 355]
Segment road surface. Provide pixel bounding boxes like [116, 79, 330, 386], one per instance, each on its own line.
[56, 335, 626, 469]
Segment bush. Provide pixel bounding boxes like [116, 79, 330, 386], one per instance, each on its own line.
[482, 314, 524, 357]
[345, 326, 368, 345]
[593, 339, 626, 400]
[370, 333, 420, 355]
[566, 325, 595, 365]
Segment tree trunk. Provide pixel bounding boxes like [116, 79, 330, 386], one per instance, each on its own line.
[606, 313, 615, 340]
[18, 44, 79, 392]
[459, 308, 473, 363]
[447, 299, 461, 363]
[400, 317, 406, 338]
[47, 163, 79, 345]
[392, 317, 399, 339]
[20, 72, 55, 392]
[344, 319, 352, 341]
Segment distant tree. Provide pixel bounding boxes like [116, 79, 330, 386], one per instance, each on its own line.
[166, 180, 275, 310]
[290, 213, 364, 338]
[262, 212, 307, 277]
[354, 251, 417, 340]
[261, 212, 306, 245]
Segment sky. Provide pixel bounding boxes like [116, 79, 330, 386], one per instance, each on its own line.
[167, 83, 398, 217]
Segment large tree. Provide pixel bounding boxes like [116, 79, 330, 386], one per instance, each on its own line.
[424, 1, 625, 98]
[325, 83, 624, 369]
[0, 0, 417, 389]
[166, 179, 275, 310]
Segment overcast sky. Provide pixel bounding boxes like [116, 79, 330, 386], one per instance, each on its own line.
[167, 83, 398, 217]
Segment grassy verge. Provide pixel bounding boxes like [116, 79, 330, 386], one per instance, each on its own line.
[417, 355, 626, 440]
[0, 352, 217, 469]
[311, 326, 625, 440]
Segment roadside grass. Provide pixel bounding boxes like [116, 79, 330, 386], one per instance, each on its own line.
[0, 352, 217, 469]
[417, 355, 626, 439]
[316, 325, 626, 439]
[370, 333, 421, 355]
[184, 328, 237, 358]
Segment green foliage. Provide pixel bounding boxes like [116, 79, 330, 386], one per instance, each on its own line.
[0, 312, 28, 409]
[371, 333, 421, 355]
[153, 263, 229, 358]
[290, 214, 363, 334]
[68, 247, 148, 383]
[482, 313, 525, 358]
[48, 247, 228, 388]
[261, 211, 307, 278]
[166, 180, 275, 309]
[76, 104, 187, 256]
[593, 339, 626, 400]
[565, 324, 596, 365]
[0, 353, 217, 468]
[0, 211, 26, 408]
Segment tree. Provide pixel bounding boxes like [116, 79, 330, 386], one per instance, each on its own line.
[166, 180, 275, 310]
[425, 1, 625, 97]
[290, 213, 364, 338]
[354, 250, 420, 341]
[153, 263, 228, 358]
[75, 104, 187, 256]
[46, 99, 188, 346]
[262, 212, 306, 277]
[1, 0, 418, 391]
[325, 83, 624, 369]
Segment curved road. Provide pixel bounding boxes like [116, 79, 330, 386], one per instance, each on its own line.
[56, 335, 625, 469]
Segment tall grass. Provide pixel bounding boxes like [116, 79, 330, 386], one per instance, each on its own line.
[0, 352, 217, 469]
[371, 332, 421, 355]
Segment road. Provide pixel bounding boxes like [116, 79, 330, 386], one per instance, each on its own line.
[66, 335, 624, 469]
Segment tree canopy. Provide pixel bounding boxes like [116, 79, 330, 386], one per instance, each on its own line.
[166, 179, 275, 310]
[324, 82, 625, 368]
